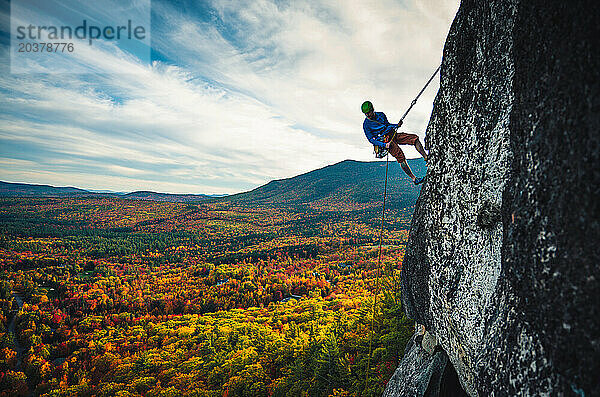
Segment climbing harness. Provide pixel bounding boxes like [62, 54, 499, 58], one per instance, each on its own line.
[368, 117, 392, 158]
[368, 64, 441, 159]
[374, 144, 388, 159]
[364, 64, 440, 392]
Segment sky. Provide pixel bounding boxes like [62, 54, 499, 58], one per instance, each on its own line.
[0, 0, 459, 195]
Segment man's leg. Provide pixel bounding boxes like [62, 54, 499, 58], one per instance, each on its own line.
[388, 138, 417, 181]
[399, 160, 416, 181]
[388, 139, 417, 181]
[414, 138, 428, 162]
[395, 133, 428, 162]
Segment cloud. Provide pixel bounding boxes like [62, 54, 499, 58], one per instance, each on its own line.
[0, 0, 459, 194]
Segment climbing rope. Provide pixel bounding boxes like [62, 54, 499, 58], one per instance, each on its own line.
[387, 64, 441, 146]
[363, 64, 440, 393]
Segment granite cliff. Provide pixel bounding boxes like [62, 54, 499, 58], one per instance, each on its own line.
[385, 1, 599, 396]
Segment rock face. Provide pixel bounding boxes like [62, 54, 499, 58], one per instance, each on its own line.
[388, 1, 600, 396]
[383, 333, 467, 397]
[383, 334, 447, 397]
[384, 333, 467, 397]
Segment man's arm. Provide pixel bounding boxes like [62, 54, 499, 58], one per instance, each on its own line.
[364, 123, 387, 148]
[383, 112, 403, 128]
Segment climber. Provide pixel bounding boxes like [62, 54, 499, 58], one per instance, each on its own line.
[361, 100, 428, 185]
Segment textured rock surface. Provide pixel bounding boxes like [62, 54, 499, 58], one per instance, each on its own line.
[384, 334, 468, 397]
[383, 334, 447, 397]
[390, 0, 599, 396]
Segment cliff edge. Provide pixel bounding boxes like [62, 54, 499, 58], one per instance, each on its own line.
[386, 1, 599, 395]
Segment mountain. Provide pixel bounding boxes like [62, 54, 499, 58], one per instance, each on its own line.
[0, 159, 426, 210]
[0, 181, 219, 203]
[217, 159, 427, 211]
[120, 191, 220, 203]
[85, 189, 128, 194]
[0, 181, 91, 197]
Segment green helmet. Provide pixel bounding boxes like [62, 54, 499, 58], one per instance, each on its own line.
[361, 101, 373, 114]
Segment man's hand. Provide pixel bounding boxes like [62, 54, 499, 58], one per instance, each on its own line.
[385, 142, 391, 149]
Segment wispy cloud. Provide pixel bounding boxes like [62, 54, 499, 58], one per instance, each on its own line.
[0, 0, 458, 194]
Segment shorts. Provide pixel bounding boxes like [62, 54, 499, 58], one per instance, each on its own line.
[383, 132, 418, 162]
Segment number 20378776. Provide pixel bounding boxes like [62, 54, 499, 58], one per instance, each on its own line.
[17, 42, 74, 53]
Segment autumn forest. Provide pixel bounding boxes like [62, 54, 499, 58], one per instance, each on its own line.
[0, 195, 416, 396]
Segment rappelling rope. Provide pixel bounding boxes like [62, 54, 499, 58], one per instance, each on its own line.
[387, 64, 441, 146]
[363, 64, 440, 394]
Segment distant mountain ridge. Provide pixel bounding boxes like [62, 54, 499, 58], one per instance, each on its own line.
[121, 191, 224, 202]
[216, 159, 426, 211]
[0, 159, 426, 210]
[0, 181, 220, 203]
[0, 181, 90, 197]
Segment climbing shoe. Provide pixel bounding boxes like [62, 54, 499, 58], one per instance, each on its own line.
[414, 176, 425, 185]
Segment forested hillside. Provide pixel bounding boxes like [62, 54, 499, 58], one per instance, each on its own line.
[1, 160, 425, 212]
[219, 159, 425, 211]
[0, 194, 417, 396]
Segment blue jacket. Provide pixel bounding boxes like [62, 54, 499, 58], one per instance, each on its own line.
[363, 112, 399, 148]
